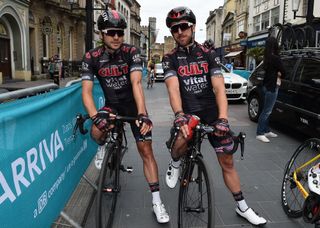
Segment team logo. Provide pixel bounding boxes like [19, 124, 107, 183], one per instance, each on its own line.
[215, 57, 221, 64]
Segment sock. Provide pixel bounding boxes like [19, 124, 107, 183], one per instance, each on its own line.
[232, 191, 248, 212]
[149, 182, 161, 205]
[171, 159, 181, 168]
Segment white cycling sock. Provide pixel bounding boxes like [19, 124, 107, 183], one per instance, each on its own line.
[152, 191, 162, 205]
[171, 159, 181, 168]
[237, 199, 249, 212]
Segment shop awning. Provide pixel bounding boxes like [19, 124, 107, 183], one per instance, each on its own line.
[224, 51, 243, 58]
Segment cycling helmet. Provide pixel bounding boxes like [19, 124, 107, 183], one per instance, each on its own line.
[166, 6, 196, 28]
[97, 10, 127, 30]
[203, 39, 215, 50]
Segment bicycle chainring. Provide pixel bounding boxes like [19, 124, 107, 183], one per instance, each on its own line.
[303, 193, 320, 223]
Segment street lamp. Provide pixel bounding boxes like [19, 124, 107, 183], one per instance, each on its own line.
[68, 0, 109, 51]
[292, 0, 314, 23]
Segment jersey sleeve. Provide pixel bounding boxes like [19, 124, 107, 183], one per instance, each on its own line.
[129, 47, 143, 72]
[207, 50, 223, 78]
[162, 54, 177, 80]
[81, 51, 95, 81]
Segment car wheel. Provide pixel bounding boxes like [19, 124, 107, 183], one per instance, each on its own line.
[248, 94, 262, 122]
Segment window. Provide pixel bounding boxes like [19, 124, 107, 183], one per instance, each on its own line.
[237, 20, 244, 35]
[261, 11, 269, 31]
[295, 59, 320, 87]
[255, 0, 261, 6]
[282, 58, 296, 80]
[253, 15, 260, 32]
[271, 7, 279, 25]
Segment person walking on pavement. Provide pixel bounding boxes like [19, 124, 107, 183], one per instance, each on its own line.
[256, 37, 285, 143]
[81, 9, 169, 224]
[48, 56, 55, 80]
[162, 6, 267, 226]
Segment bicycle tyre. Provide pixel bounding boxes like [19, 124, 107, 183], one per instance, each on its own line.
[268, 23, 283, 48]
[303, 25, 315, 47]
[281, 138, 320, 218]
[178, 156, 215, 228]
[96, 142, 119, 228]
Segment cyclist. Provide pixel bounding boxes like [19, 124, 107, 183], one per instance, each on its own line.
[162, 6, 267, 226]
[81, 9, 169, 224]
[147, 60, 155, 89]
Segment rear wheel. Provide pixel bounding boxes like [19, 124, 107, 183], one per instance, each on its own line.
[281, 138, 320, 218]
[178, 156, 215, 228]
[248, 93, 262, 122]
[96, 143, 119, 228]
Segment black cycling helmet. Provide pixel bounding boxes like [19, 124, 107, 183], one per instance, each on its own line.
[97, 9, 127, 30]
[166, 6, 196, 28]
[203, 39, 215, 50]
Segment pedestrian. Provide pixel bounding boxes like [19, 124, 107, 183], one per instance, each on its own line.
[256, 36, 285, 143]
[162, 6, 267, 226]
[81, 9, 169, 224]
[48, 56, 55, 80]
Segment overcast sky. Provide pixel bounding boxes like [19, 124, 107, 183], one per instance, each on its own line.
[138, 0, 224, 43]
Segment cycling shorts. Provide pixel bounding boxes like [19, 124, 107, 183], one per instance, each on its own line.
[107, 102, 152, 142]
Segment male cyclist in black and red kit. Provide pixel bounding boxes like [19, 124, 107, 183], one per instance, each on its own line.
[162, 6, 267, 226]
[81, 9, 169, 224]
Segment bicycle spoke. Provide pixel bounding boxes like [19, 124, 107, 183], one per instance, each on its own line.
[281, 139, 320, 218]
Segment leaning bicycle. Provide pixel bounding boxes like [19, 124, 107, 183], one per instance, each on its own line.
[166, 117, 246, 228]
[281, 138, 320, 227]
[74, 113, 136, 228]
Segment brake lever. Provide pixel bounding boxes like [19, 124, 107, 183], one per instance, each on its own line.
[238, 132, 246, 160]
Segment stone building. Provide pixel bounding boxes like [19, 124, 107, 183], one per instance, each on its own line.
[0, 0, 31, 83]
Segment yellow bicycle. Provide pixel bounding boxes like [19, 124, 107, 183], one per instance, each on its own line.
[281, 138, 320, 227]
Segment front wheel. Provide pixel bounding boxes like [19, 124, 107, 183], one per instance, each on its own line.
[96, 143, 119, 228]
[281, 138, 320, 218]
[178, 156, 215, 228]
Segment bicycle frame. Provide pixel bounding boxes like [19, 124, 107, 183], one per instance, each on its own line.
[292, 153, 320, 199]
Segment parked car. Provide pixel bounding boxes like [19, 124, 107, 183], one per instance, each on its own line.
[155, 63, 164, 81]
[246, 49, 320, 137]
[219, 63, 247, 101]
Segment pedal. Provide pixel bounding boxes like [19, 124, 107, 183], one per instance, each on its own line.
[120, 165, 133, 173]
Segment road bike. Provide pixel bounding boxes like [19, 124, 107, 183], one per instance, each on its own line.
[74, 113, 136, 228]
[166, 118, 246, 228]
[281, 138, 320, 227]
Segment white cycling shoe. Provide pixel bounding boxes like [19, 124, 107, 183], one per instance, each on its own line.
[165, 161, 180, 189]
[153, 203, 170, 223]
[236, 207, 267, 226]
[94, 145, 106, 170]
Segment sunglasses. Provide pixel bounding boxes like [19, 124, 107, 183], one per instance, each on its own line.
[170, 22, 193, 33]
[102, 29, 125, 37]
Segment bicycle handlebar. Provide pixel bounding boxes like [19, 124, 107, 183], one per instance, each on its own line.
[73, 113, 138, 136]
[169, 123, 246, 159]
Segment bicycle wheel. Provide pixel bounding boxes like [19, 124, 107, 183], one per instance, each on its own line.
[294, 27, 306, 49]
[281, 24, 296, 50]
[281, 138, 320, 218]
[178, 156, 215, 228]
[304, 25, 315, 47]
[268, 23, 283, 48]
[96, 142, 119, 228]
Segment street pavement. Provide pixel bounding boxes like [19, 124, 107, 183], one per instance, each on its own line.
[80, 81, 312, 228]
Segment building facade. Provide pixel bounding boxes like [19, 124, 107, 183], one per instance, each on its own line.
[129, 0, 141, 48]
[0, 0, 31, 82]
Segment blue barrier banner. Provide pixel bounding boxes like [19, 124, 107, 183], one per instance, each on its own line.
[0, 81, 103, 227]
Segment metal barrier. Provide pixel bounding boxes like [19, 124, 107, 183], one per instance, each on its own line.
[0, 83, 59, 103]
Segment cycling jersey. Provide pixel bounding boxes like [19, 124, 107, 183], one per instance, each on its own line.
[162, 42, 222, 113]
[81, 43, 143, 104]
